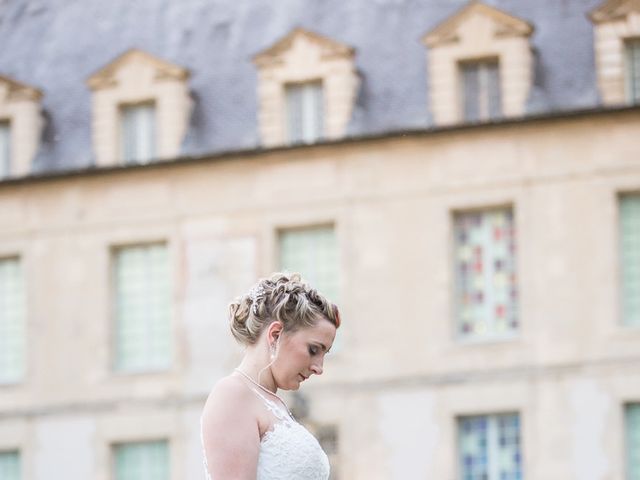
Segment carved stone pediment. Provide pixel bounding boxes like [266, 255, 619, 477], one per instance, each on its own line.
[0, 74, 42, 102]
[253, 28, 355, 68]
[422, 1, 533, 47]
[590, 0, 640, 23]
[87, 49, 189, 91]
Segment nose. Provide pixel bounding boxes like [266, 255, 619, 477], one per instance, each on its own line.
[310, 358, 324, 376]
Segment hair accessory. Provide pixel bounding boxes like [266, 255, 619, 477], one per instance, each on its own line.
[248, 283, 265, 315]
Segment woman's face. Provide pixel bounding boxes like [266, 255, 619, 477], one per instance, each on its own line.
[272, 318, 337, 390]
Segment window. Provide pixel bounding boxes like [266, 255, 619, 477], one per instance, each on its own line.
[460, 60, 501, 122]
[453, 208, 518, 340]
[0, 258, 26, 384]
[113, 244, 171, 372]
[627, 404, 640, 480]
[0, 451, 20, 480]
[285, 82, 324, 144]
[113, 440, 169, 480]
[620, 195, 640, 327]
[458, 413, 522, 480]
[626, 39, 640, 104]
[279, 225, 339, 302]
[0, 121, 10, 178]
[120, 103, 156, 164]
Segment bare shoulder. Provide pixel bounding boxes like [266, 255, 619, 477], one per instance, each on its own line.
[203, 375, 254, 418]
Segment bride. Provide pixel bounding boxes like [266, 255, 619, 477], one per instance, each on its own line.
[201, 272, 341, 479]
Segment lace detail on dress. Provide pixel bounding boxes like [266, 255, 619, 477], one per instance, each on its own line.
[200, 384, 330, 480]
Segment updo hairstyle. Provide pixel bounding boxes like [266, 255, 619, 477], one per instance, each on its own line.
[229, 272, 340, 346]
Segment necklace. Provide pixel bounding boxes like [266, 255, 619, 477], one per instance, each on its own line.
[234, 368, 294, 419]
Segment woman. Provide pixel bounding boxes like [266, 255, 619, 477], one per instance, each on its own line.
[201, 272, 341, 479]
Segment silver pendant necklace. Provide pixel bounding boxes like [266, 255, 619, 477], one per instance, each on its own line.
[234, 368, 294, 419]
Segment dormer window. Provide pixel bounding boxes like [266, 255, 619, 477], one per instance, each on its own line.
[422, 2, 533, 126]
[121, 102, 156, 164]
[285, 81, 323, 144]
[253, 28, 358, 147]
[0, 121, 10, 178]
[590, 1, 640, 105]
[625, 38, 640, 103]
[87, 49, 190, 167]
[0, 75, 42, 177]
[460, 59, 501, 121]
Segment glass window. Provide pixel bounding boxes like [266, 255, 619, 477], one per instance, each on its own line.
[113, 244, 171, 372]
[460, 60, 501, 122]
[458, 413, 522, 480]
[627, 403, 640, 480]
[0, 451, 20, 480]
[120, 103, 156, 164]
[0, 121, 10, 179]
[317, 425, 340, 480]
[285, 81, 324, 144]
[0, 258, 26, 384]
[114, 440, 169, 480]
[620, 195, 640, 327]
[279, 225, 339, 302]
[626, 39, 640, 104]
[453, 208, 518, 340]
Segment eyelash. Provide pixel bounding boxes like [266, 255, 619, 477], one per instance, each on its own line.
[308, 346, 319, 356]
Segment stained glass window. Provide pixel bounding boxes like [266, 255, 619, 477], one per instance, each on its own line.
[627, 403, 640, 480]
[453, 208, 518, 339]
[0, 451, 20, 480]
[113, 244, 171, 372]
[458, 413, 522, 480]
[0, 257, 26, 384]
[620, 195, 640, 327]
[114, 440, 169, 480]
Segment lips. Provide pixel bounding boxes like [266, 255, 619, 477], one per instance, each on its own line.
[298, 374, 308, 381]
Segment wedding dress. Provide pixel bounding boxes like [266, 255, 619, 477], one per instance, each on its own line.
[201, 384, 330, 480]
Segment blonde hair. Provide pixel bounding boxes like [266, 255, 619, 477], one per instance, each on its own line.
[229, 272, 340, 346]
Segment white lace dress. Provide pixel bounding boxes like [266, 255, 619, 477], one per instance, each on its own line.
[201, 385, 330, 480]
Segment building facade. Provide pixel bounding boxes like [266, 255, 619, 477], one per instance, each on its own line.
[0, 0, 640, 479]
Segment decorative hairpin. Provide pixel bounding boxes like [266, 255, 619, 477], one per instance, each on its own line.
[248, 284, 265, 315]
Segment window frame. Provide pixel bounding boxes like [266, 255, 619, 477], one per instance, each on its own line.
[0, 119, 11, 179]
[110, 241, 173, 375]
[458, 57, 502, 122]
[450, 204, 520, 344]
[624, 37, 640, 104]
[284, 80, 324, 145]
[111, 439, 170, 480]
[118, 100, 157, 165]
[0, 255, 26, 385]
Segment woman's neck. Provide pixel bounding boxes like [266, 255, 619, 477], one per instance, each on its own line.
[236, 354, 277, 394]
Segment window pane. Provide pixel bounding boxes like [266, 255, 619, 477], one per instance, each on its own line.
[620, 195, 640, 327]
[279, 225, 339, 302]
[286, 82, 323, 144]
[0, 258, 26, 383]
[626, 39, 640, 104]
[0, 451, 20, 480]
[121, 103, 156, 164]
[454, 208, 518, 339]
[113, 244, 171, 372]
[461, 60, 501, 121]
[0, 122, 10, 179]
[458, 414, 522, 480]
[114, 440, 169, 480]
[627, 404, 640, 480]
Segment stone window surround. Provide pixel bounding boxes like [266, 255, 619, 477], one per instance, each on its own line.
[0, 75, 42, 177]
[253, 28, 359, 148]
[422, 1, 534, 126]
[590, 1, 640, 105]
[86, 49, 191, 167]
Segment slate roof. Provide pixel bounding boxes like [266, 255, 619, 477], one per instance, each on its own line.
[0, 0, 603, 172]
